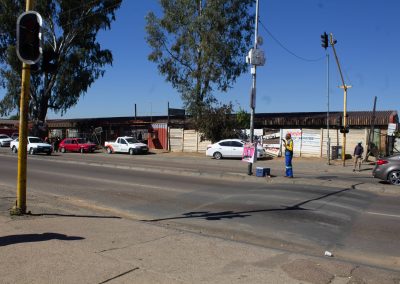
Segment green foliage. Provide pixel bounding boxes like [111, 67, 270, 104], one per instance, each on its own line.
[146, 0, 255, 123]
[197, 103, 237, 143]
[0, 0, 122, 122]
[236, 107, 250, 129]
[8, 114, 19, 120]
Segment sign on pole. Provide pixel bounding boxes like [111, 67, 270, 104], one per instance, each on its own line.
[242, 143, 257, 163]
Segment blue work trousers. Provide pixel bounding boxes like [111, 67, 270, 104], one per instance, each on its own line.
[285, 152, 293, 177]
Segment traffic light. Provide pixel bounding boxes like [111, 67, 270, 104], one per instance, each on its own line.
[340, 126, 349, 134]
[335, 115, 342, 128]
[16, 11, 43, 65]
[321, 32, 328, 49]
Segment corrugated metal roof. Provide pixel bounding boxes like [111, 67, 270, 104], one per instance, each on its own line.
[255, 111, 398, 128]
[43, 111, 398, 129]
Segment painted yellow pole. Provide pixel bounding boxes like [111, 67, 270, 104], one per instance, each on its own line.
[340, 85, 351, 166]
[11, 0, 34, 215]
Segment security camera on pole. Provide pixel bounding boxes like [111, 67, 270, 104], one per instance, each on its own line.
[245, 0, 266, 175]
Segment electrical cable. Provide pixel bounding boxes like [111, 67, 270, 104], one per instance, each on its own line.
[259, 20, 324, 62]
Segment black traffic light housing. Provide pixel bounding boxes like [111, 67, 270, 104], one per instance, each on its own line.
[321, 32, 329, 49]
[335, 115, 342, 128]
[16, 11, 42, 65]
[340, 126, 349, 134]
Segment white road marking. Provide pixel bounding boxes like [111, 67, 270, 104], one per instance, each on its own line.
[367, 211, 400, 218]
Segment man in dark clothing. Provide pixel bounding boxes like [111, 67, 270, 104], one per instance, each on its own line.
[353, 142, 364, 172]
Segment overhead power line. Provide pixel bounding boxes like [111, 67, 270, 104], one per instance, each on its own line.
[259, 20, 324, 62]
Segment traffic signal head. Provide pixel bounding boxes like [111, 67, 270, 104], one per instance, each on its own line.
[321, 32, 328, 49]
[335, 115, 342, 127]
[339, 126, 349, 134]
[16, 11, 43, 65]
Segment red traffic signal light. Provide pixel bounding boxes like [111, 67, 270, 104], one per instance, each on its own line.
[16, 11, 43, 64]
[321, 32, 328, 49]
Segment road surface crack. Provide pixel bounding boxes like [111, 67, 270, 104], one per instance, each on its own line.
[98, 267, 139, 284]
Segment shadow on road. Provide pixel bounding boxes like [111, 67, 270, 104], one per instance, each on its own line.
[143, 186, 358, 222]
[29, 213, 121, 219]
[0, 233, 84, 246]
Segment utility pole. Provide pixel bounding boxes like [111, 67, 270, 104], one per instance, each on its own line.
[326, 54, 331, 165]
[330, 33, 351, 167]
[247, 0, 261, 175]
[11, 0, 35, 215]
[366, 96, 377, 161]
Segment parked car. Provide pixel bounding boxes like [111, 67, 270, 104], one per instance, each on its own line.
[10, 136, 52, 155]
[104, 136, 148, 155]
[59, 138, 97, 153]
[0, 134, 13, 147]
[206, 139, 266, 160]
[373, 155, 400, 185]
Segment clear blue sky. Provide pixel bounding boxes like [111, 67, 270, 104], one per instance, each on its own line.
[6, 0, 400, 119]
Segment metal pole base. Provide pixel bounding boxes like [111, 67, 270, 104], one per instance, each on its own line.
[10, 205, 26, 216]
[247, 163, 253, 175]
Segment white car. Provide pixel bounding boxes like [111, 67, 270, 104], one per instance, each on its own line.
[10, 136, 53, 155]
[0, 134, 13, 147]
[206, 139, 266, 160]
[104, 136, 148, 155]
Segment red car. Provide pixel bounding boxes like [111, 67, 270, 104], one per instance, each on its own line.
[59, 138, 97, 153]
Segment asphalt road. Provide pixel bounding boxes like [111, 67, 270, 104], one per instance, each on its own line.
[0, 150, 399, 271]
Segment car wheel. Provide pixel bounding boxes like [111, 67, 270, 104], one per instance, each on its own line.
[388, 171, 400, 185]
[213, 152, 222, 160]
[60, 147, 66, 153]
[129, 148, 135, 155]
[29, 148, 35, 155]
[12, 146, 17, 153]
[47, 152, 52, 156]
[106, 147, 112, 154]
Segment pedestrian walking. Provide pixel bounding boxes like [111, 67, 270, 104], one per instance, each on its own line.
[283, 133, 294, 178]
[54, 137, 60, 152]
[353, 142, 364, 172]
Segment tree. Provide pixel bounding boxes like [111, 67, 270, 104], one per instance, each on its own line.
[0, 0, 121, 133]
[236, 107, 250, 129]
[196, 102, 237, 143]
[146, 0, 255, 123]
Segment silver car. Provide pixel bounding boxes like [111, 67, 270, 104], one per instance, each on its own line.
[372, 154, 400, 185]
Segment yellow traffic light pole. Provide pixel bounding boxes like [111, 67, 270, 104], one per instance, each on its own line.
[10, 0, 33, 215]
[330, 33, 351, 167]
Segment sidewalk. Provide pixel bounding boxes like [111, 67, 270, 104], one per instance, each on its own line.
[1, 186, 400, 284]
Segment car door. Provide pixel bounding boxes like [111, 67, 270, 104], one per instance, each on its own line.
[70, 139, 79, 152]
[231, 141, 244, 157]
[218, 141, 233, 157]
[119, 138, 129, 153]
[63, 139, 71, 151]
